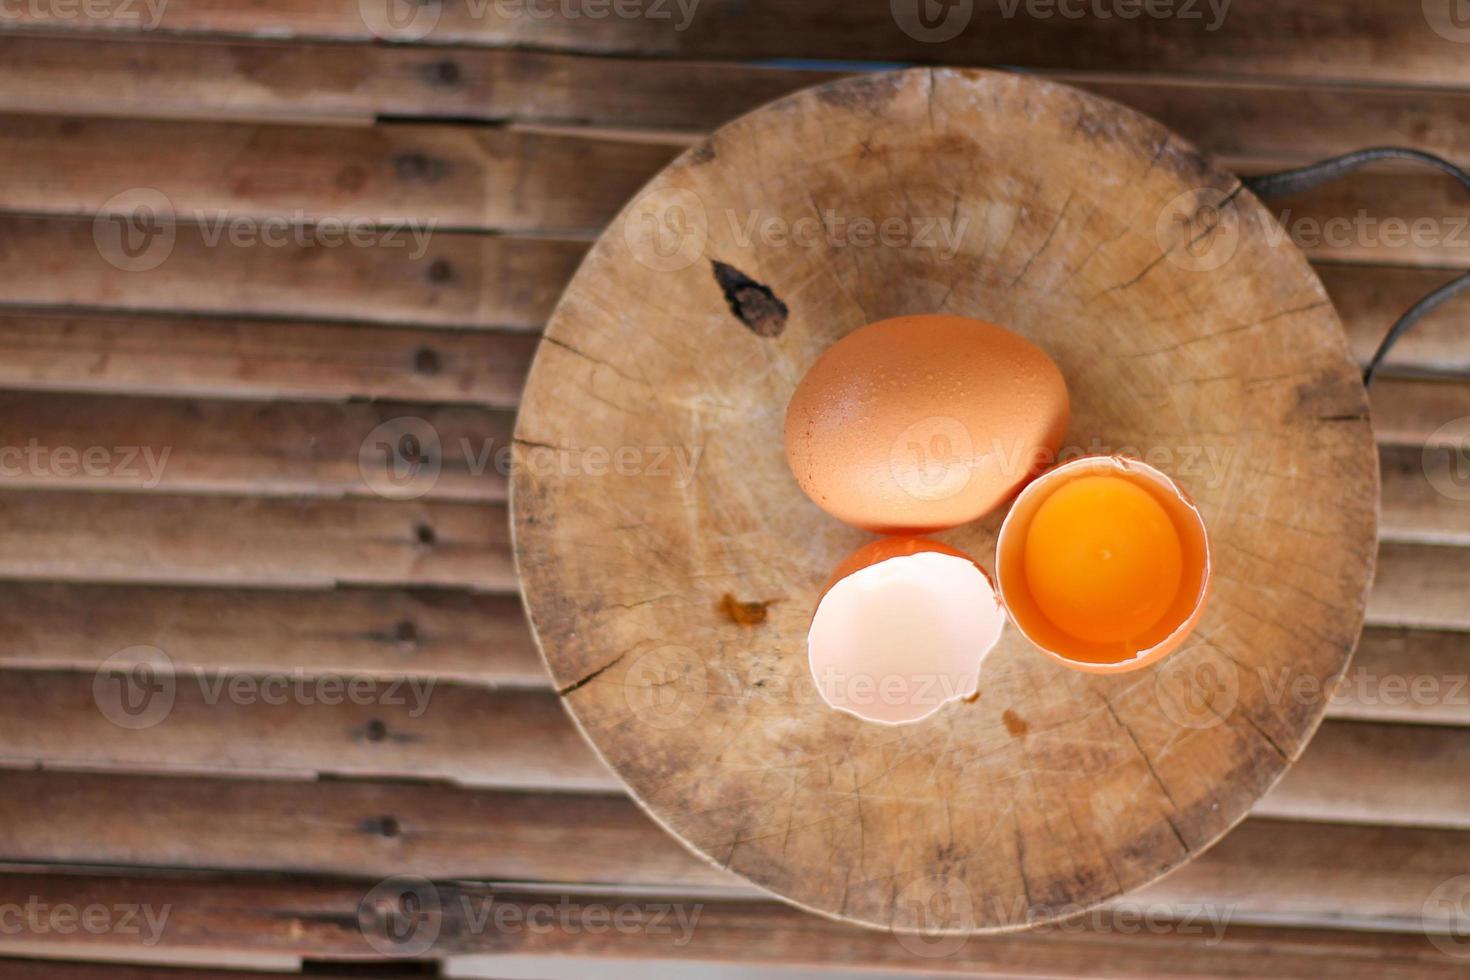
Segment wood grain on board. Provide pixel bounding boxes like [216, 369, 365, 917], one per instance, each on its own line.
[513, 68, 1380, 932]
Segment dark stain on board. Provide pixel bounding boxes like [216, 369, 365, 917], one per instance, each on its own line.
[1002, 710, 1029, 737]
[712, 260, 788, 337]
[719, 593, 780, 626]
[814, 72, 904, 113]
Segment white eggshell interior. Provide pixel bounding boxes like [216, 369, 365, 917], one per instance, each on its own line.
[808, 551, 1006, 725]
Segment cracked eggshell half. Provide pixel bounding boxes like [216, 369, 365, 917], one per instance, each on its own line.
[808, 537, 1006, 725]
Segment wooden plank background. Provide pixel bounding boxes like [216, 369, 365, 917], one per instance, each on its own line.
[1, 3, 1469, 975]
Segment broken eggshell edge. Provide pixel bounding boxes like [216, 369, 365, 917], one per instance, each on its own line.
[808, 538, 1006, 726]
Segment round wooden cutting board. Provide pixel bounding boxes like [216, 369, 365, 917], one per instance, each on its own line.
[511, 68, 1378, 934]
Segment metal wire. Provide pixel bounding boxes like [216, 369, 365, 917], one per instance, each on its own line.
[1243, 147, 1470, 386]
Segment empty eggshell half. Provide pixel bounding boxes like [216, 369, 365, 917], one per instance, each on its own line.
[809, 538, 1006, 725]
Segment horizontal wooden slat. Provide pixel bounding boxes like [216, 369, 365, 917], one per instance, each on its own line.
[0, 584, 545, 684]
[1380, 443, 1470, 547]
[5, 115, 1467, 270]
[0, 673, 612, 790]
[0, 578, 1460, 712]
[0, 1, 1466, 87]
[8, 36, 1470, 168]
[2, 775, 1470, 940]
[0, 267, 1462, 408]
[0, 392, 511, 500]
[1258, 721, 1470, 829]
[0, 114, 675, 234]
[1368, 542, 1470, 631]
[1258, 170, 1470, 270]
[0, 213, 582, 330]
[0, 224, 1464, 363]
[0, 491, 513, 589]
[0, 310, 538, 404]
[0, 963, 310, 980]
[0, 35, 835, 129]
[1330, 263, 1470, 377]
[1343, 626, 1470, 726]
[0, 873, 1456, 978]
[0, 770, 723, 889]
[1132, 818, 1470, 934]
[0, 650, 1461, 821]
[1371, 377, 1470, 446]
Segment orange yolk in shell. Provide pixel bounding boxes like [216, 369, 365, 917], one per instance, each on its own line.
[1022, 475, 1184, 644]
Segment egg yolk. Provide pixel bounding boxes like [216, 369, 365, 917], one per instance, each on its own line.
[1022, 475, 1184, 644]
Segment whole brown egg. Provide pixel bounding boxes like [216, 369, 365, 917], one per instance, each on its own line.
[784, 314, 1070, 533]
